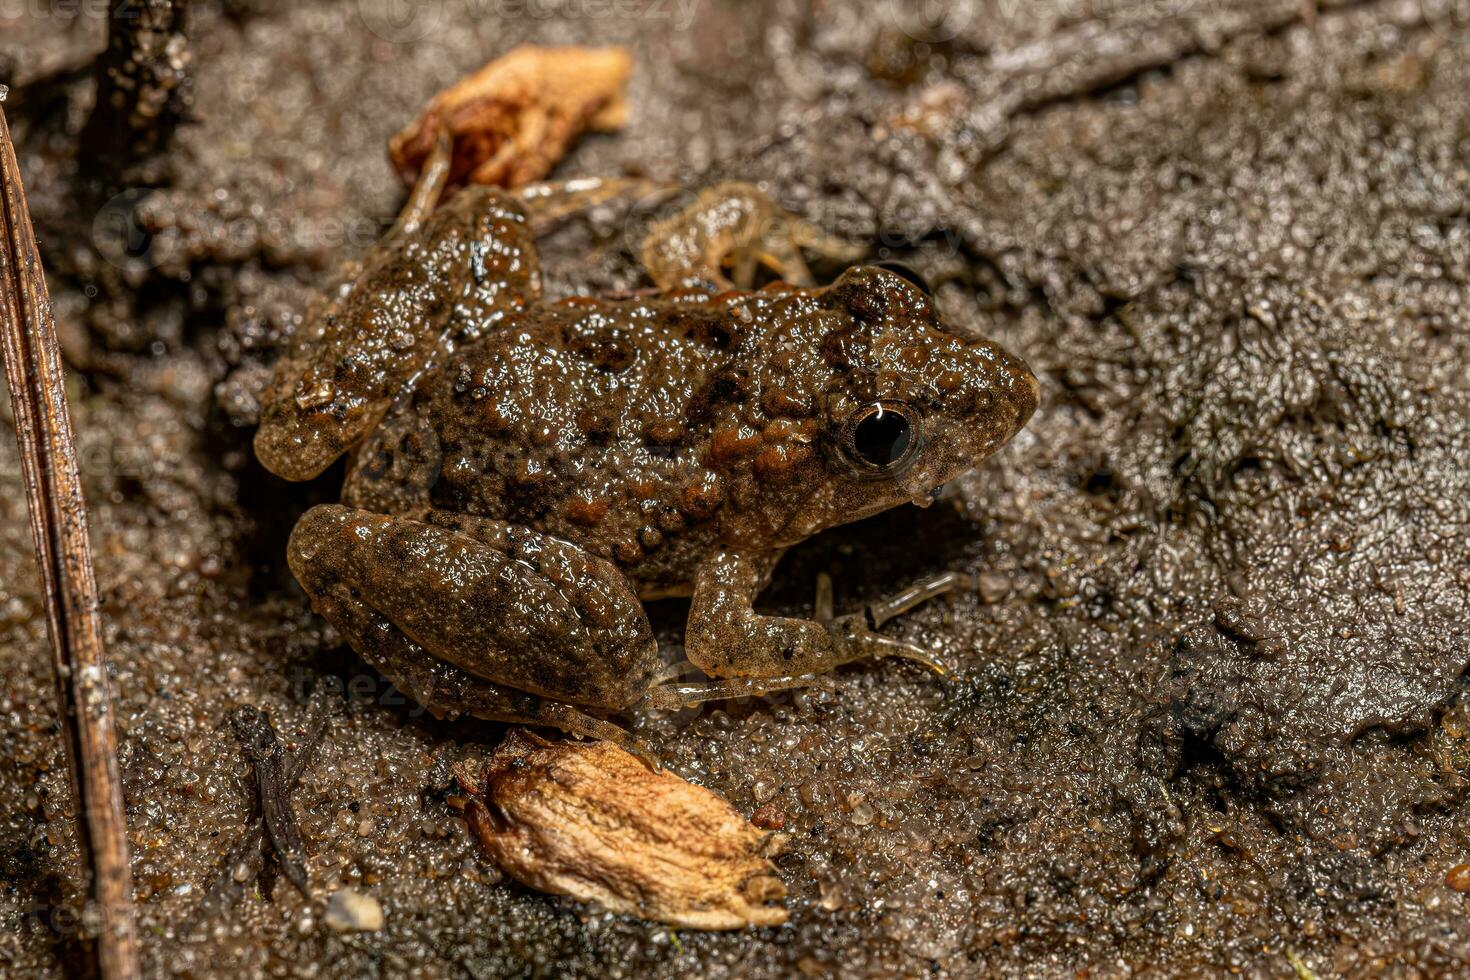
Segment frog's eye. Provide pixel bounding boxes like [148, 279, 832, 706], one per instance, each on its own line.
[841, 400, 921, 476]
[870, 261, 933, 297]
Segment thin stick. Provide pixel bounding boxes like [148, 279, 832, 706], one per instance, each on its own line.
[0, 107, 141, 978]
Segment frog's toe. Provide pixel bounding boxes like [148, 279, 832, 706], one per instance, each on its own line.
[730, 235, 812, 290]
[811, 571, 962, 675]
[825, 613, 951, 677]
[536, 705, 664, 771]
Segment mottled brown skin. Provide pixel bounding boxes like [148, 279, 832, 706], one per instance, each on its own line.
[256, 183, 1038, 745]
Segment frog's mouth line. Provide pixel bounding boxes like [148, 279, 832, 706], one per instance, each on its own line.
[831, 486, 941, 533]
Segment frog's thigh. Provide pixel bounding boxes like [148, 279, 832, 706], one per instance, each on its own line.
[305, 576, 653, 755]
[288, 505, 657, 711]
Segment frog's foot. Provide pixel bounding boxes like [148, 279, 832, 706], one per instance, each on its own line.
[390, 122, 676, 245]
[641, 181, 866, 291]
[817, 570, 967, 676]
[642, 673, 830, 711]
[287, 504, 663, 766]
[677, 552, 957, 694]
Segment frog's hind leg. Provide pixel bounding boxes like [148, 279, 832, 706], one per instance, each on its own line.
[729, 232, 813, 293]
[640, 181, 866, 291]
[288, 505, 662, 758]
[310, 578, 659, 766]
[254, 185, 541, 482]
[387, 127, 454, 241]
[511, 176, 678, 235]
[643, 673, 832, 710]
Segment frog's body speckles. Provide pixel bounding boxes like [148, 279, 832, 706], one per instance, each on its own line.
[256, 182, 1038, 747]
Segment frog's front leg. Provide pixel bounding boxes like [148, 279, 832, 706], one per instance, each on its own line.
[640, 181, 865, 291]
[254, 185, 542, 482]
[679, 550, 947, 683]
[287, 505, 661, 748]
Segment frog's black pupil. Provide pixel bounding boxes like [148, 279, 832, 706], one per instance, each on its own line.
[852, 410, 912, 468]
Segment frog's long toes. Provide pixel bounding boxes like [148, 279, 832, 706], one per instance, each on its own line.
[893, 642, 953, 678]
[813, 571, 835, 622]
[539, 704, 663, 769]
[627, 737, 664, 772]
[639, 684, 691, 713]
[826, 613, 948, 675]
[869, 634, 952, 677]
[863, 570, 969, 629]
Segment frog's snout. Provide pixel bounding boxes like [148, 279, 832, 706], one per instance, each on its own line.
[1020, 366, 1041, 419]
[993, 344, 1040, 440]
[939, 338, 1038, 475]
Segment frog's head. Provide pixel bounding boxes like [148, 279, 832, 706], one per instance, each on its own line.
[764, 264, 1038, 542]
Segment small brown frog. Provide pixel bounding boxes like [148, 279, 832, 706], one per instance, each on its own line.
[255, 176, 1037, 755]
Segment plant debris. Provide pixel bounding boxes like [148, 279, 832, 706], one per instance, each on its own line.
[455, 731, 788, 930]
[323, 888, 384, 933]
[230, 705, 310, 896]
[0, 105, 140, 979]
[388, 44, 631, 190]
[183, 698, 333, 935]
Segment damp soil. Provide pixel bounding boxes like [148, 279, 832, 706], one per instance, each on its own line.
[3, 1, 1470, 976]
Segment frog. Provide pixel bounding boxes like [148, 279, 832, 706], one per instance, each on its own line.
[254, 171, 1038, 757]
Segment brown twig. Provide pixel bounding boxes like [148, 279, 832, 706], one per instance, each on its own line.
[0, 108, 141, 977]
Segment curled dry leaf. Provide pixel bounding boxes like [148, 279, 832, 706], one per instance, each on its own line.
[455, 730, 788, 930]
[389, 45, 631, 190]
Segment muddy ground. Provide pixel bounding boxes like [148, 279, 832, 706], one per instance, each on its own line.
[3, 0, 1470, 976]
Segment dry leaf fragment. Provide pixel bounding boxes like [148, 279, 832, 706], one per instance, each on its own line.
[389, 45, 631, 190]
[455, 730, 788, 930]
